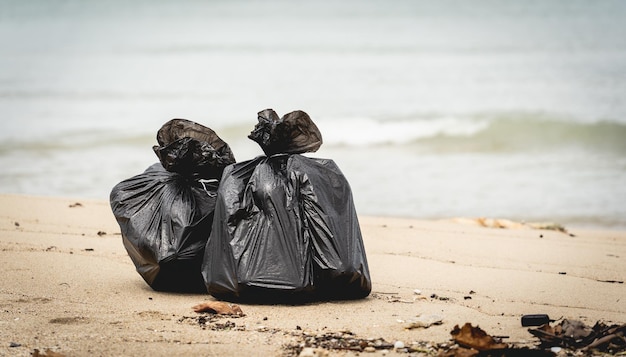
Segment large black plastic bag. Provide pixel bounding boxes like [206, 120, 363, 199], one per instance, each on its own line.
[110, 119, 236, 292]
[202, 109, 371, 302]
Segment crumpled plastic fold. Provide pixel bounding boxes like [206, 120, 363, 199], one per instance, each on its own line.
[202, 109, 371, 302]
[110, 119, 235, 292]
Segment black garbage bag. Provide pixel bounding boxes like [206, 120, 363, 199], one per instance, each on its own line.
[110, 119, 236, 292]
[202, 109, 371, 302]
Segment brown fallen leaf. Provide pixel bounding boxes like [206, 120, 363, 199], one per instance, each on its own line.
[192, 301, 244, 316]
[450, 323, 508, 351]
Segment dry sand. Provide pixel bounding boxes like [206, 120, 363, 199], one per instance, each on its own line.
[1, 194, 624, 356]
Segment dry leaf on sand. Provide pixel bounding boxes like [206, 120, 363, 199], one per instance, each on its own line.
[192, 301, 244, 316]
[451, 323, 508, 351]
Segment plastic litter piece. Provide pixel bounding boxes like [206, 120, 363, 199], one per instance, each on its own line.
[521, 314, 551, 326]
[110, 119, 235, 292]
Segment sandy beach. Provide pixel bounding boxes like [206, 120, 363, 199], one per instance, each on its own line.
[1, 194, 624, 356]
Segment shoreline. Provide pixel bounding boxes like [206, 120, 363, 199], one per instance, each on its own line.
[1, 194, 624, 356]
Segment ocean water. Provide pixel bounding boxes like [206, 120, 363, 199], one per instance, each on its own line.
[1, 0, 625, 229]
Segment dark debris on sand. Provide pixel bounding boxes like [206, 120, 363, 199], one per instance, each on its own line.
[179, 305, 625, 357]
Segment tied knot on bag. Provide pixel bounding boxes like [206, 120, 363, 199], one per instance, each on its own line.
[248, 109, 323, 156]
[198, 179, 219, 197]
[153, 118, 236, 180]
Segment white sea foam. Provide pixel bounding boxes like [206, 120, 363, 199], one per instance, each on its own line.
[315, 114, 626, 154]
[316, 116, 489, 146]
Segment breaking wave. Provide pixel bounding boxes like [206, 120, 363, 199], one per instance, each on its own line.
[316, 113, 626, 154]
[2, 112, 625, 156]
